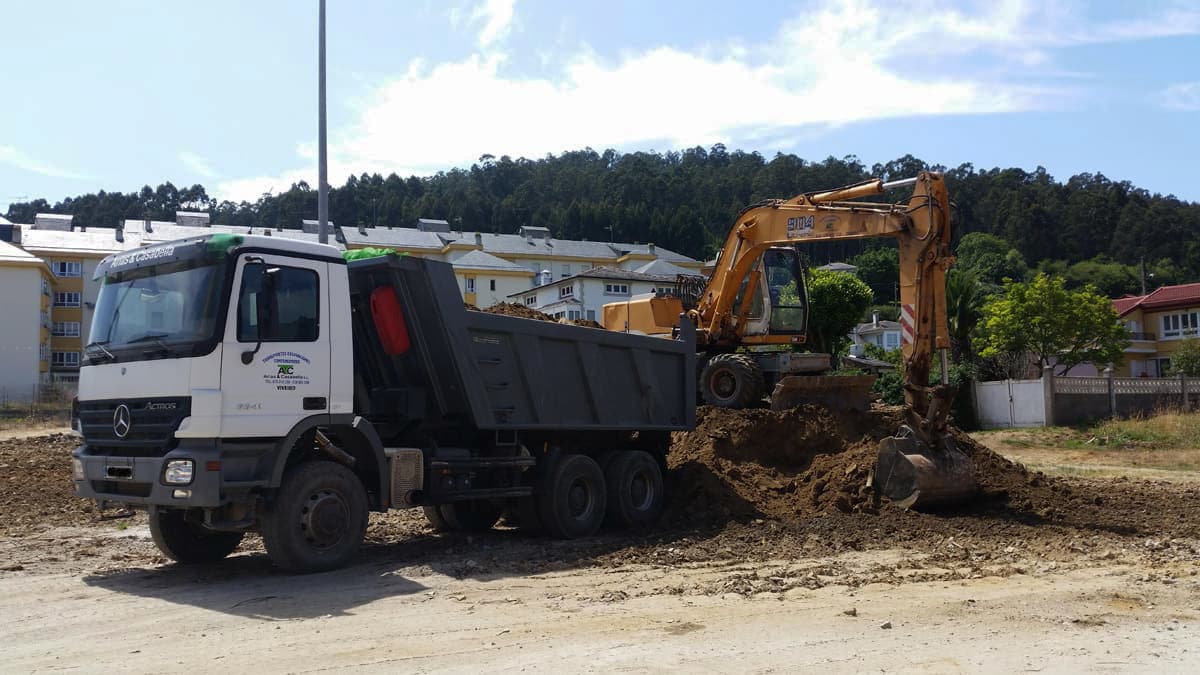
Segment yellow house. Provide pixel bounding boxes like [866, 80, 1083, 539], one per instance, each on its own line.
[1113, 282, 1200, 377]
[0, 239, 54, 400]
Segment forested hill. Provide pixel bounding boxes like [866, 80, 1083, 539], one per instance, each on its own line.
[6, 148, 1199, 282]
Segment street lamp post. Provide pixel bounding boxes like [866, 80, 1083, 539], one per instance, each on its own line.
[317, 0, 329, 245]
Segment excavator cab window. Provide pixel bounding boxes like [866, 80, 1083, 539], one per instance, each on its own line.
[763, 247, 807, 334]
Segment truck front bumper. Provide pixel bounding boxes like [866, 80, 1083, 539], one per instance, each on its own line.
[72, 440, 224, 508]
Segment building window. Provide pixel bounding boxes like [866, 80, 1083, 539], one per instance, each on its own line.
[884, 332, 900, 350]
[604, 283, 630, 295]
[489, 279, 496, 292]
[656, 286, 675, 296]
[41, 278, 51, 296]
[568, 310, 581, 320]
[52, 261, 82, 278]
[559, 285, 574, 298]
[53, 291, 81, 307]
[586, 310, 596, 321]
[1161, 312, 1199, 339]
[52, 321, 81, 337]
[524, 295, 537, 306]
[465, 277, 476, 294]
[561, 264, 571, 278]
[51, 351, 81, 368]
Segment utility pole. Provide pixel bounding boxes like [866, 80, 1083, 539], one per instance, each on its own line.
[317, 0, 329, 244]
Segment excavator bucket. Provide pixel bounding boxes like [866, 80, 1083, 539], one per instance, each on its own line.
[770, 375, 877, 411]
[872, 427, 976, 509]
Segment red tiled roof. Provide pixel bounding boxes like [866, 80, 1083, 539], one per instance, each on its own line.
[1113, 282, 1200, 316]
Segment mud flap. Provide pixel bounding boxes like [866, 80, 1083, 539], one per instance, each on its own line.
[873, 427, 976, 509]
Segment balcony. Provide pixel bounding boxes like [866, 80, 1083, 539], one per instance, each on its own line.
[1128, 332, 1156, 341]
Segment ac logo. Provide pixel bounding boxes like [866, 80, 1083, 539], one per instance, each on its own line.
[277, 364, 294, 376]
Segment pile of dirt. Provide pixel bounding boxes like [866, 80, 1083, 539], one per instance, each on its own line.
[0, 433, 104, 536]
[475, 302, 605, 329]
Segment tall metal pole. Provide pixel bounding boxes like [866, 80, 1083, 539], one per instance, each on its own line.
[317, 0, 329, 244]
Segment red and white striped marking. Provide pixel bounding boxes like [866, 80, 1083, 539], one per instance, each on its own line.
[900, 303, 915, 346]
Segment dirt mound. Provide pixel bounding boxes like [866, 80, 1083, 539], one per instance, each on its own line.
[665, 404, 1100, 526]
[0, 433, 105, 536]
[474, 302, 606, 329]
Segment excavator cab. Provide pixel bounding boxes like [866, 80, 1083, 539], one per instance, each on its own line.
[731, 247, 809, 338]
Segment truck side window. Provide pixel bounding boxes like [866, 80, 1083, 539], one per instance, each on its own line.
[237, 265, 320, 342]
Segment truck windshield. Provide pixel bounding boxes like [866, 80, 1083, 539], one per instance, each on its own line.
[89, 259, 227, 362]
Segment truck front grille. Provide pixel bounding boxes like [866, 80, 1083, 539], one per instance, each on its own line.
[79, 397, 191, 455]
[90, 480, 153, 498]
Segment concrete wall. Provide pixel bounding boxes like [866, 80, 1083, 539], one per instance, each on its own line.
[0, 267, 47, 402]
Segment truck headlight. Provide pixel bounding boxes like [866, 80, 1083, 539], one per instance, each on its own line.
[163, 460, 194, 485]
[72, 459, 84, 481]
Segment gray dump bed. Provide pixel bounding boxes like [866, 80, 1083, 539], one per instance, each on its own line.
[347, 254, 696, 432]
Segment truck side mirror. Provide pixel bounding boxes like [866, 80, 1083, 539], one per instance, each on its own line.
[241, 262, 279, 365]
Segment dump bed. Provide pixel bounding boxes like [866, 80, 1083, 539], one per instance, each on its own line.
[347, 254, 696, 433]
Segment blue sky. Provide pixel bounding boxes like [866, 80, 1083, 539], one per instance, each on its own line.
[2, 0, 1199, 211]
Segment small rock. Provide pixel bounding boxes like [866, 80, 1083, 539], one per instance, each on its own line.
[843, 608, 857, 617]
[880, 621, 892, 629]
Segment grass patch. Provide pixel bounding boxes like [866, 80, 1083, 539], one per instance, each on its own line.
[1082, 412, 1200, 450]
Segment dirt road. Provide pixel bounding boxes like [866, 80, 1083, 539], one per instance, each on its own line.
[3, 416, 1200, 672]
[3, 531, 1197, 673]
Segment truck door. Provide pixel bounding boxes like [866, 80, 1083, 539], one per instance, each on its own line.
[219, 254, 332, 437]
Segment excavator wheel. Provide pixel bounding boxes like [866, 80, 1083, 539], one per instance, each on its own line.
[700, 354, 765, 408]
[872, 426, 977, 510]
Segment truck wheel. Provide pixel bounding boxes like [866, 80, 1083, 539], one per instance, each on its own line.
[261, 461, 368, 573]
[700, 354, 765, 408]
[422, 505, 452, 532]
[537, 454, 607, 539]
[603, 451, 664, 529]
[148, 506, 244, 564]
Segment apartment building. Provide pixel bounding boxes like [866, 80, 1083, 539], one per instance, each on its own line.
[340, 221, 702, 308]
[510, 266, 693, 322]
[1113, 282, 1200, 377]
[0, 240, 53, 401]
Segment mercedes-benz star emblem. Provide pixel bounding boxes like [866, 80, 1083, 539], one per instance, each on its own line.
[113, 404, 132, 439]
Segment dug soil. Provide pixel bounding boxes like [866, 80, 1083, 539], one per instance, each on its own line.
[3, 407, 1198, 581]
[473, 302, 605, 328]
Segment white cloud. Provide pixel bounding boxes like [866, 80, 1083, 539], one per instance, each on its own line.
[178, 151, 219, 179]
[1158, 82, 1200, 111]
[471, 0, 515, 48]
[213, 0, 1200, 203]
[0, 145, 91, 180]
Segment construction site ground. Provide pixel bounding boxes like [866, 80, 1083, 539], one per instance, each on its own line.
[3, 409, 1199, 672]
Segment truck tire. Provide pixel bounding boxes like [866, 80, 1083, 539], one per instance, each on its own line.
[700, 353, 765, 408]
[422, 505, 452, 532]
[148, 506, 244, 564]
[603, 451, 664, 529]
[261, 461, 369, 573]
[537, 454, 607, 539]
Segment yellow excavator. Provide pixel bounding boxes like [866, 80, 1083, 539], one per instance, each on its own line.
[602, 172, 975, 509]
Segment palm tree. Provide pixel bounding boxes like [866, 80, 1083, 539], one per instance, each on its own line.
[946, 269, 986, 363]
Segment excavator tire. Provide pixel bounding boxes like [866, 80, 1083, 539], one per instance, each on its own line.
[700, 354, 765, 408]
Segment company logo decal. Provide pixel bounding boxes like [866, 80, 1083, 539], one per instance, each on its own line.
[786, 215, 814, 238]
[261, 351, 312, 391]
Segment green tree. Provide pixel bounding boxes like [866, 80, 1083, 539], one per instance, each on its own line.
[1172, 338, 1200, 376]
[955, 232, 1029, 288]
[978, 274, 1130, 375]
[850, 246, 898, 304]
[946, 268, 986, 362]
[805, 269, 873, 356]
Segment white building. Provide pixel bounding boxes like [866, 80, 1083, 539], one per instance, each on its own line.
[0, 240, 53, 401]
[510, 266, 694, 322]
[849, 313, 902, 355]
[451, 249, 535, 307]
